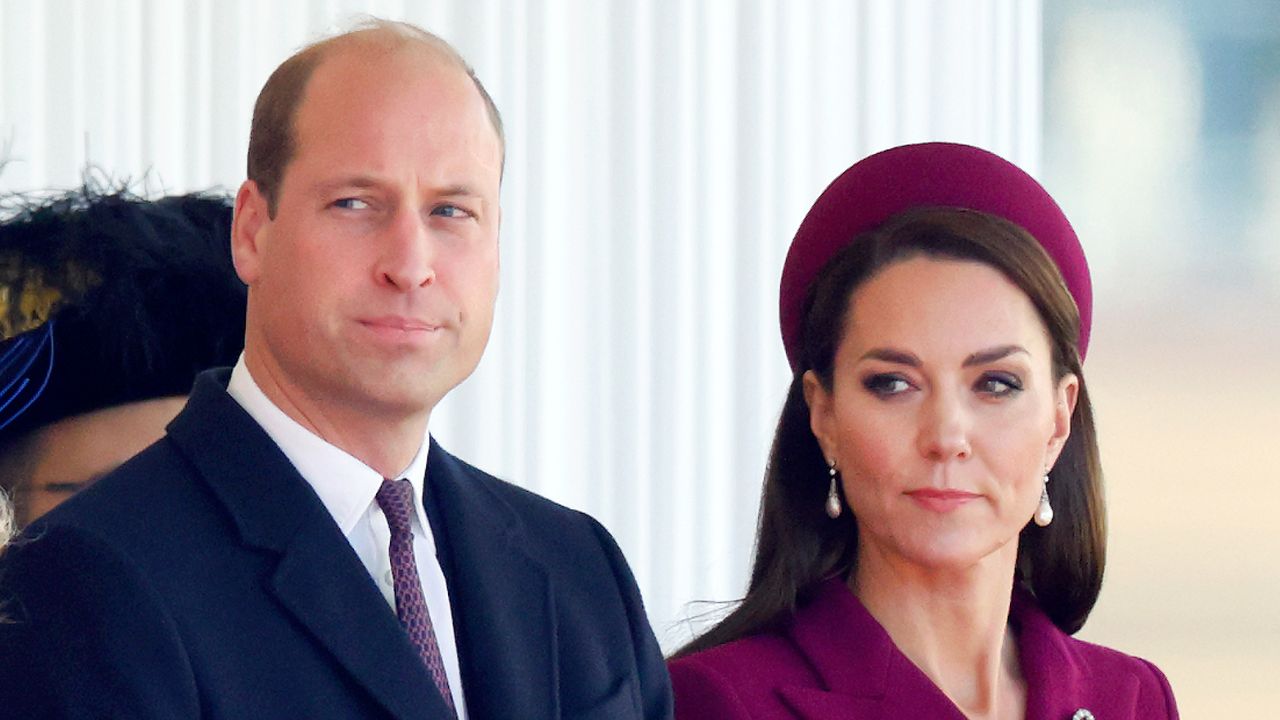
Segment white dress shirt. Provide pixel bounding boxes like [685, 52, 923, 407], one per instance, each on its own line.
[227, 356, 468, 718]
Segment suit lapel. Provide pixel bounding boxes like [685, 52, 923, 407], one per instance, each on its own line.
[166, 370, 454, 720]
[269, 522, 456, 720]
[426, 440, 557, 720]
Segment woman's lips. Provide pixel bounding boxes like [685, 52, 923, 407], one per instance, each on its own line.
[905, 488, 981, 513]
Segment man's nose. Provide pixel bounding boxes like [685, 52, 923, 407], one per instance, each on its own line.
[377, 207, 436, 290]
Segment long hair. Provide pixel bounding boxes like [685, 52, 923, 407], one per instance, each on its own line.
[675, 208, 1106, 657]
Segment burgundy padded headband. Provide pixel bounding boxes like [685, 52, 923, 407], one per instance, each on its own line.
[779, 142, 1091, 370]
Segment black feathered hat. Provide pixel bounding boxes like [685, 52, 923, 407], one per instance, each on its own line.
[0, 188, 247, 440]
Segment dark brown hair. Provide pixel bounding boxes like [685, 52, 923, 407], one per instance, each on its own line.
[247, 19, 506, 218]
[675, 207, 1106, 657]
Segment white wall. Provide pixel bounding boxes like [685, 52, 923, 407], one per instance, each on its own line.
[0, 0, 1042, 649]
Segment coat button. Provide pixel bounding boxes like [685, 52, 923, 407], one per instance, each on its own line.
[1072, 710, 1095, 720]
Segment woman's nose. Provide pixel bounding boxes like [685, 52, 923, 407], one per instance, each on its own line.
[917, 389, 972, 461]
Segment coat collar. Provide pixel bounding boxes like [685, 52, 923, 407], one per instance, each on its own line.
[166, 370, 458, 720]
[424, 439, 556, 719]
[1012, 590, 1143, 720]
[778, 578, 1141, 720]
[779, 577, 964, 719]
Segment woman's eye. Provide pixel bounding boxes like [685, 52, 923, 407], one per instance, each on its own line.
[976, 373, 1023, 396]
[333, 197, 370, 210]
[863, 374, 912, 397]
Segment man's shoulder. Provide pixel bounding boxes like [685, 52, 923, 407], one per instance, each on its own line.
[38, 435, 208, 532]
[1, 518, 152, 613]
[11, 433, 238, 593]
[432, 442, 592, 527]
[430, 443, 627, 584]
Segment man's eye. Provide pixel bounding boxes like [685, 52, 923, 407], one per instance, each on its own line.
[863, 374, 912, 397]
[975, 373, 1023, 396]
[333, 198, 370, 210]
[431, 204, 473, 219]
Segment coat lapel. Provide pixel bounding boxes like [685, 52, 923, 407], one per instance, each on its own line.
[166, 370, 454, 720]
[778, 578, 967, 720]
[779, 579, 1144, 720]
[425, 440, 557, 720]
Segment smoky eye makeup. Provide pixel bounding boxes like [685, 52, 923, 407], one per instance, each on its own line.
[862, 373, 913, 397]
[974, 371, 1023, 396]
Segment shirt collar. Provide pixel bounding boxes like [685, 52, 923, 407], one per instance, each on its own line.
[226, 354, 431, 537]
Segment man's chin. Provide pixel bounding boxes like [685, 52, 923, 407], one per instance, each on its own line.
[355, 371, 459, 417]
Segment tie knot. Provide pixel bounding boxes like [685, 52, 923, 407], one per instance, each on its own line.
[376, 478, 417, 534]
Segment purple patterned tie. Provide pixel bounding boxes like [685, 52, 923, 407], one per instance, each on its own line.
[375, 478, 457, 715]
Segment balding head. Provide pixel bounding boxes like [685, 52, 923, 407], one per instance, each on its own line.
[247, 19, 504, 218]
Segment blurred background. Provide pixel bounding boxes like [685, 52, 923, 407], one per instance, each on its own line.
[2, 0, 1275, 715]
[1044, 1, 1280, 715]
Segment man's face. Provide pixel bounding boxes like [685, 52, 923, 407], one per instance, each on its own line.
[234, 46, 503, 424]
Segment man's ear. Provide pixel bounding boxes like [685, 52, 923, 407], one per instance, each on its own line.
[802, 370, 838, 466]
[1046, 372, 1080, 470]
[232, 180, 269, 286]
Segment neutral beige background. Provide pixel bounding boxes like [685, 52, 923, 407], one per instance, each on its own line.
[1044, 2, 1280, 713]
[1075, 298, 1280, 717]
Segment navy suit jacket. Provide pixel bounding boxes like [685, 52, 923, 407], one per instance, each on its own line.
[669, 578, 1178, 720]
[0, 370, 672, 719]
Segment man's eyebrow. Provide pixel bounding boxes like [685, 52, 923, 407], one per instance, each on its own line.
[436, 184, 483, 197]
[311, 179, 485, 199]
[963, 345, 1029, 367]
[311, 176, 384, 194]
[858, 348, 920, 366]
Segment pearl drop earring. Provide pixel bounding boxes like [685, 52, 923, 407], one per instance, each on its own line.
[1034, 473, 1054, 527]
[825, 463, 842, 519]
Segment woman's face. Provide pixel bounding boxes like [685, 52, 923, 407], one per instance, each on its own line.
[804, 255, 1077, 572]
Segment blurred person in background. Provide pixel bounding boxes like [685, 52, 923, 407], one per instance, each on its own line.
[0, 490, 9, 625]
[0, 188, 244, 528]
[0, 488, 12, 551]
[668, 143, 1178, 720]
[0, 488, 10, 622]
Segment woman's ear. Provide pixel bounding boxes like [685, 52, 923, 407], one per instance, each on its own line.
[803, 370, 838, 465]
[1046, 372, 1079, 469]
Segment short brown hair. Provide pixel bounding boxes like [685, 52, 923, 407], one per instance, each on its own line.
[246, 19, 506, 217]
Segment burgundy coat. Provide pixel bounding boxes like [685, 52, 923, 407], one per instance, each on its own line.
[669, 578, 1178, 720]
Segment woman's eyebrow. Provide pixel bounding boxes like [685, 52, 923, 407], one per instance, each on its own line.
[858, 348, 921, 366]
[963, 344, 1028, 367]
